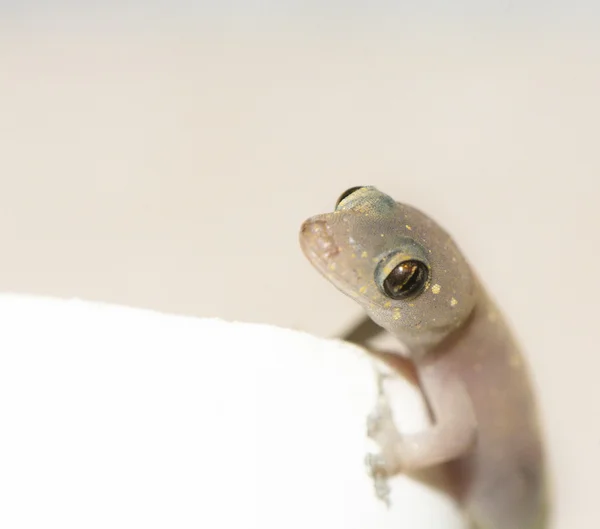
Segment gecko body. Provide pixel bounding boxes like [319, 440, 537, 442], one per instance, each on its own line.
[300, 186, 547, 529]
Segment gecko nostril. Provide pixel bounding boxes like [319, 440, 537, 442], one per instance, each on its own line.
[300, 220, 340, 259]
[299, 219, 312, 233]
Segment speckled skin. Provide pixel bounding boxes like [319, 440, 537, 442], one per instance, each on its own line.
[300, 187, 547, 529]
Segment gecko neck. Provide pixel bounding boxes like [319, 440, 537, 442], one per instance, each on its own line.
[413, 281, 492, 367]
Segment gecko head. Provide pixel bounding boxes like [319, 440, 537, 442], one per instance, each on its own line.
[300, 186, 478, 354]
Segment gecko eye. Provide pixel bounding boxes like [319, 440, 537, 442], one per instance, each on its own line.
[335, 186, 364, 208]
[379, 259, 429, 300]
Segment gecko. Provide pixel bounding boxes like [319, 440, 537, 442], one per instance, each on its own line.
[299, 186, 548, 529]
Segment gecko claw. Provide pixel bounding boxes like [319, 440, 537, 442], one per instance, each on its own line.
[365, 452, 392, 506]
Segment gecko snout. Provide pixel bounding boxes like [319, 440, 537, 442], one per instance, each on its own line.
[299, 219, 340, 261]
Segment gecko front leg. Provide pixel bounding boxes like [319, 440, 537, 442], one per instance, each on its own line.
[366, 363, 478, 501]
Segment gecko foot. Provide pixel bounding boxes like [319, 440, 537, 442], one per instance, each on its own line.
[364, 369, 405, 505]
[365, 453, 391, 507]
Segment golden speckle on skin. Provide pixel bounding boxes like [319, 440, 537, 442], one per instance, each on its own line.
[380, 233, 385, 237]
[509, 354, 522, 369]
[361, 251, 368, 258]
[405, 225, 412, 230]
[431, 284, 441, 294]
[393, 309, 402, 320]
[329, 263, 336, 271]
[450, 297, 458, 307]
[384, 301, 392, 308]
[351, 253, 356, 259]
[383, 264, 394, 275]
[359, 285, 368, 294]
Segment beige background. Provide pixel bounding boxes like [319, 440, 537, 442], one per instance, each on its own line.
[0, 18, 598, 528]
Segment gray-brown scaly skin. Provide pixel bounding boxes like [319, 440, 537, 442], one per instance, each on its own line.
[300, 187, 547, 529]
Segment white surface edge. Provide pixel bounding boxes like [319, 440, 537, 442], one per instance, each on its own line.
[0, 295, 464, 528]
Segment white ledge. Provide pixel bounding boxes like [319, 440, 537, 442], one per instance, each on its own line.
[0, 295, 464, 528]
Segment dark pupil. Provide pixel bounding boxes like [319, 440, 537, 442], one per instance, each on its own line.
[335, 186, 364, 208]
[382, 260, 428, 300]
